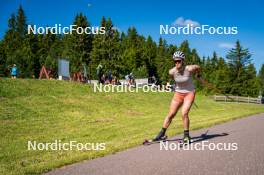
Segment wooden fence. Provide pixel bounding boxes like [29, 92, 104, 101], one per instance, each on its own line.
[214, 95, 262, 104]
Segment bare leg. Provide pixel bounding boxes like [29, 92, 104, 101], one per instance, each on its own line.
[162, 99, 182, 128]
[181, 100, 194, 130]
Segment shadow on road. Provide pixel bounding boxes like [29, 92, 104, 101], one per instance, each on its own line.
[166, 130, 229, 143]
[191, 130, 229, 143]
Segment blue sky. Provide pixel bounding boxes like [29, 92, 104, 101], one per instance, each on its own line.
[0, 0, 263, 71]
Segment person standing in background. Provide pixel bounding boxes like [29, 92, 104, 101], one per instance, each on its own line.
[11, 64, 18, 79]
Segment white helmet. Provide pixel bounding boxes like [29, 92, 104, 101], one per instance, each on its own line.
[173, 51, 185, 60]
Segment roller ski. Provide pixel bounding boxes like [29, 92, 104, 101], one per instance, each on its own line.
[143, 127, 168, 145]
[143, 135, 168, 145]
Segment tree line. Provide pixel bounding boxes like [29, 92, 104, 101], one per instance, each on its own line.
[0, 5, 263, 97]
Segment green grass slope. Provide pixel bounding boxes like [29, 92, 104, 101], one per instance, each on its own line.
[0, 78, 263, 175]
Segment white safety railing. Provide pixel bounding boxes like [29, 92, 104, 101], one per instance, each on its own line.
[214, 95, 261, 104]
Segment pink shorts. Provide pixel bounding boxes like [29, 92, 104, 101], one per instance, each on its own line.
[173, 91, 195, 103]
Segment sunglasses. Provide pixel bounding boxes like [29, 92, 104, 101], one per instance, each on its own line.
[174, 60, 182, 64]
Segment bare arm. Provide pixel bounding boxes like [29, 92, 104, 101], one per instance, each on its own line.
[187, 65, 206, 84]
[187, 65, 200, 73]
[168, 67, 176, 78]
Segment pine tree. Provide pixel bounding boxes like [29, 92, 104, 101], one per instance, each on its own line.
[0, 41, 7, 76]
[214, 57, 230, 93]
[16, 5, 27, 40]
[242, 64, 259, 97]
[190, 49, 201, 65]
[226, 40, 252, 95]
[90, 17, 118, 77]
[179, 40, 191, 64]
[142, 36, 157, 77]
[4, 14, 18, 68]
[258, 64, 264, 96]
[89, 17, 106, 78]
[211, 51, 218, 68]
[4, 6, 29, 77]
[155, 37, 170, 84]
[64, 13, 93, 73]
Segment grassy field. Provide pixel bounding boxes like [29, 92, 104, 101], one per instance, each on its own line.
[0, 78, 264, 175]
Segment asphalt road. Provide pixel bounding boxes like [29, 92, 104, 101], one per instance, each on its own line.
[45, 113, 264, 175]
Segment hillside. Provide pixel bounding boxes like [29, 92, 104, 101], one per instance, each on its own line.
[1, 78, 264, 175]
